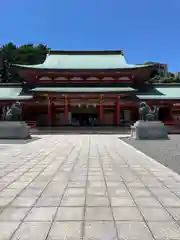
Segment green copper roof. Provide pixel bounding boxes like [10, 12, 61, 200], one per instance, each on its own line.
[0, 87, 32, 100]
[14, 51, 154, 70]
[137, 87, 180, 100]
[32, 87, 134, 93]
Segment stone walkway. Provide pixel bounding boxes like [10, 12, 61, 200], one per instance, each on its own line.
[0, 135, 180, 239]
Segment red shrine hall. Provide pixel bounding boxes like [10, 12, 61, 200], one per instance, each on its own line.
[1, 50, 180, 127]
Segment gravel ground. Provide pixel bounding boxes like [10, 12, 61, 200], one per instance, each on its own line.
[121, 135, 180, 175]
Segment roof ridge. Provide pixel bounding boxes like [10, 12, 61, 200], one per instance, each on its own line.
[49, 50, 124, 55]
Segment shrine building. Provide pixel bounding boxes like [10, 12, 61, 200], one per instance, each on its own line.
[0, 50, 180, 127]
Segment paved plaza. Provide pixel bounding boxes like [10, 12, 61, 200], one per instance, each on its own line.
[1, 135, 180, 239]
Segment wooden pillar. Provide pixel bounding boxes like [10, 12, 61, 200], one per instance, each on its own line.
[47, 96, 52, 126]
[99, 104, 103, 121]
[99, 94, 104, 122]
[51, 98, 55, 124]
[170, 104, 173, 120]
[64, 95, 69, 123]
[116, 95, 120, 125]
[20, 102, 24, 121]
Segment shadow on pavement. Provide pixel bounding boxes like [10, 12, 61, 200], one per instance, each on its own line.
[120, 136, 180, 175]
[31, 127, 131, 135]
[0, 136, 41, 145]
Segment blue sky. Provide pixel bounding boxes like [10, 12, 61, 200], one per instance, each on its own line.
[1, 0, 180, 71]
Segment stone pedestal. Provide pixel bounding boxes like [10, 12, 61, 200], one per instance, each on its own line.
[0, 121, 31, 139]
[131, 120, 168, 140]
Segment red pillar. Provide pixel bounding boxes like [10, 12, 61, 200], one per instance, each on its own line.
[47, 96, 52, 126]
[51, 101, 54, 124]
[170, 104, 173, 121]
[99, 103, 103, 121]
[64, 95, 68, 123]
[116, 96, 120, 125]
[99, 95, 103, 122]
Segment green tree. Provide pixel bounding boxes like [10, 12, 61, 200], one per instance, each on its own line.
[15, 43, 49, 64]
[0, 42, 17, 63]
[0, 42, 49, 83]
[175, 77, 180, 83]
[0, 42, 49, 65]
[144, 61, 155, 65]
[0, 59, 12, 83]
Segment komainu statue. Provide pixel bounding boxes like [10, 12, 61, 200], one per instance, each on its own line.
[139, 102, 159, 121]
[4, 101, 22, 121]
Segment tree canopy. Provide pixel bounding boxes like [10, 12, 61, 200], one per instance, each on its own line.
[0, 42, 49, 83]
[0, 42, 49, 65]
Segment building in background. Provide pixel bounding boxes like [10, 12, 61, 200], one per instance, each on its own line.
[154, 63, 168, 77]
[143, 61, 168, 77]
[173, 72, 180, 78]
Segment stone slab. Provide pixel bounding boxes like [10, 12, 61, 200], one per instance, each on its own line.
[0, 135, 180, 239]
[0, 121, 31, 139]
[131, 120, 168, 140]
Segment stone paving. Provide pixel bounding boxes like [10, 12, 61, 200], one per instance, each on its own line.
[0, 135, 180, 239]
